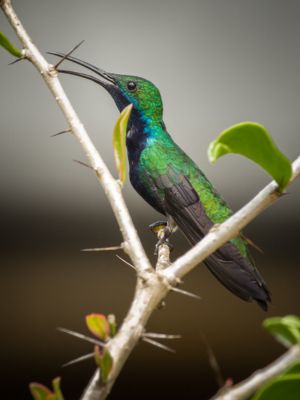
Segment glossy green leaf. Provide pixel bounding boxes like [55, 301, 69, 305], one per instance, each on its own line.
[208, 122, 292, 191]
[112, 103, 133, 185]
[263, 315, 300, 348]
[0, 31, 22, 58]
[252, 374, 300, 400]
[86, 313, 110, 341]
[95, 346, 113, 383]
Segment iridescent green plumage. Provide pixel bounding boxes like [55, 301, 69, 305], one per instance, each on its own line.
[138, 124, 248, 257]
[51, 52, 271, 310]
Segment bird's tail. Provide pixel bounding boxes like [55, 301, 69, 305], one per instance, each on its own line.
[178, 219, 271, 311]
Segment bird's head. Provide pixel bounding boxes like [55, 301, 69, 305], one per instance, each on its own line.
[49, 53, 163, 124]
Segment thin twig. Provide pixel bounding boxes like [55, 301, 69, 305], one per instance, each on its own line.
[211, 344, 300, 400]
[156, 242, 171, 271]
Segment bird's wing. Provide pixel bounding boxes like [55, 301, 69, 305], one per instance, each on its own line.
[150, 166, 271, 310]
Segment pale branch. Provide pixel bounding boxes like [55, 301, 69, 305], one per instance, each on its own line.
[163, 156, 300, 283]
[2, 2, 300, 400]
[0, 0, 151, 276]
[211, 344, 300, 400]
[156, 242, 171, 270]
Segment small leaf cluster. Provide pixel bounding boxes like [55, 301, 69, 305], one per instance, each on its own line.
[86, 313, 117, 383]
[30, 377, 64, 400]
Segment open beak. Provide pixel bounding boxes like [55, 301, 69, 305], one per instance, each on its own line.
[47, 52, 117, 92]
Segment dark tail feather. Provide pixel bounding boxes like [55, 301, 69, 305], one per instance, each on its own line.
[161, 172, 271, 310]
[176, 216, 271, 310]
[204, 248, 271, 311]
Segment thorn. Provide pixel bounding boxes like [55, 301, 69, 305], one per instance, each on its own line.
[73, 159, 93, 170]
[142, 337, 176, 353]
[62, 352, 94, 368]
[57, 327, 105, 347]
[143, 332, 181, 340]
[81, 245, 123, 252]
[201, 333, 224, 388]
[51, 40, 85, 70]
[8, 57, 23, 65]
[241, 234, 264, 254]
[171, 286, 202, 300]
[116, 254, 136, 270]
[51, 129, 71, 137]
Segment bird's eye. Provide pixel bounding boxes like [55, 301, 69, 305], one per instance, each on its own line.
[127, 81, 137, 92]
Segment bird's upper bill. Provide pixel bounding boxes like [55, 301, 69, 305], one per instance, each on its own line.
[48, 52, 118, 92]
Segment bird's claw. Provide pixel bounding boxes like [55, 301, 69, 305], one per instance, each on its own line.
[149, 220, 168, 233]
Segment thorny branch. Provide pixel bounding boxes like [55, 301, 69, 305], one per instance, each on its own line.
[1, 1, 300, 400]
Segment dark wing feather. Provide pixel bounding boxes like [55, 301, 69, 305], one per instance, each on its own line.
[152, 167, 271, 310]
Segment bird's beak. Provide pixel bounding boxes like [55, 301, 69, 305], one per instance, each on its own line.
[47, 52, 117, 91]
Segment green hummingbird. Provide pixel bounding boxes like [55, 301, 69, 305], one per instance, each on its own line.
[50, 52, 271, 310]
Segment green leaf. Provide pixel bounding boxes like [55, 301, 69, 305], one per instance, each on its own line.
[52, 377, 64, 400]
[29, 378, 64, 400]
[30, 383, 52, 400]
[86, 313, 110, 341]
[286, 362, 300, 375]
[263, 315, 300, 348]
[112, 103, 133, 185]
[95, 346, 113, 383]
[251, 374, 300, 400]
[0, 31, 22, 58]
[208, 122, 292, 191]
[286, 362, 300, 376]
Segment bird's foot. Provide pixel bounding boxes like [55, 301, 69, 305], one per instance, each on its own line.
[149, 221, 174, 255]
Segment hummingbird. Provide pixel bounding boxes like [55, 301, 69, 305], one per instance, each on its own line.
[49, 52, 271, 310]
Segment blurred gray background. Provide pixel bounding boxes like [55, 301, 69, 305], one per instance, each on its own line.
[1, 1, 300, 399]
